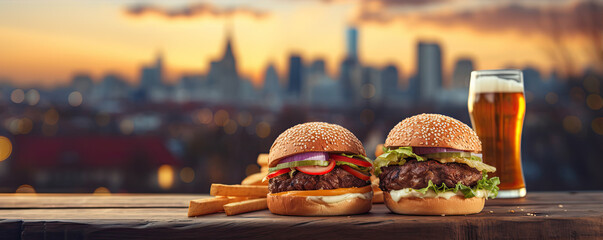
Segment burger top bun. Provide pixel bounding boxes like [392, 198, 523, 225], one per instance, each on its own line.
[268, 122, 366, 167]
[385, 114, 482, 153]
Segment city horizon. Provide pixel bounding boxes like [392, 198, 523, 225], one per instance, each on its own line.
[1, 0, 600, 88]
[0, 29, 566, 90]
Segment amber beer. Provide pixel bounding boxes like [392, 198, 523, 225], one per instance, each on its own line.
[468, 70, 527, 198]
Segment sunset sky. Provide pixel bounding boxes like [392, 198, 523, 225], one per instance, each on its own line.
[0, 0, 599, 88]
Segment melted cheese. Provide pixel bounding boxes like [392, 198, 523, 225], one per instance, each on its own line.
[389, 188, 490, 202]
[307, 192, 373, 204]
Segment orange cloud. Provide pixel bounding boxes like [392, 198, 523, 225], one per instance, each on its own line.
[124, 3, 269, 20]
[355, 0, 603, 37]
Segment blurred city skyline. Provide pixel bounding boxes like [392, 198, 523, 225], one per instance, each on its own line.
[0, 0, 601, 194]
[1, 0, 601, 88]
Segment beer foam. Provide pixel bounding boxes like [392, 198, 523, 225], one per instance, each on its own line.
[471, 75, 523, 93]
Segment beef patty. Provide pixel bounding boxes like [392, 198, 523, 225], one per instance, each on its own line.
[379, 159, 482, 192]
[269, 167, 370, 193]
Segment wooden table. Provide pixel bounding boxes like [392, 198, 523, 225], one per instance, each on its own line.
[0, 192, 602, 239]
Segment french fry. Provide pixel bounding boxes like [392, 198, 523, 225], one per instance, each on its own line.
[260, 166, 269, 173]
[372, 190, 384, 204]
[375, 144, 385, 157]
[188, 197, 237, 217]
[223, 198, 268, 216]
[257, 154, 269, 167]
[241, 172, 268, 185]
[210, 184, 269, 198]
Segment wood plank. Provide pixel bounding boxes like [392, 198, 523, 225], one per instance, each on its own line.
[0, 192, 601, 239]
[0, 204, 600, 239]
[0, 194, 208, 209]
[0, 203, 601, 220]
[0, 191, 598, 210]
[0, 192, 601, 209]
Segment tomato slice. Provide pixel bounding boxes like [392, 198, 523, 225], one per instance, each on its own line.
[341, 165, 370, 181]
[330, 154, 372, 167]
[296, 160, 336, 175]
[263, 168, 291, 181]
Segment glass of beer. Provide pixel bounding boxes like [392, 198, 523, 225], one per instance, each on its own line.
[468, 69, 527, 198]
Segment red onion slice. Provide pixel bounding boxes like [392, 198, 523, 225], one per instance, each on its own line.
[280, 152, 328, 163]
[413, 147, 468, 155]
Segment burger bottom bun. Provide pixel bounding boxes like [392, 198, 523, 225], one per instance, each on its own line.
[267, 192, 372, 216]
[384, 192, 485, 215]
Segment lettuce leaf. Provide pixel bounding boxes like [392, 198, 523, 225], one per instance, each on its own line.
[373, 147, 424, 176]
[340, 153, 373, 164]
[470, 155, 483, 162]
[415, 171, 500, 199]
[335, 161, 370, 174]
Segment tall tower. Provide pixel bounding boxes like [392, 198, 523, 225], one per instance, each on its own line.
[140, 52, 164, 91]
[417, 42, 442, 101]
[287, 54, 303, 99]
[452, 58, 474, 88]
[207, 25, 240, 102]
[347, 26, 358, 61]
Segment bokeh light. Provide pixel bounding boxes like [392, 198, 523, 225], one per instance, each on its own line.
[0, 136, 13, 162]
[361, 83, 376, 99]
[255, 121, 271, 138]
[44, 108, 59, 125]
[25, 89, 40, 106]
[197, 108, 213, 124]
[158, 164, 174, 190]
[237, 111, 253, 127]
[18, 118, 33, 134]
[224, 119, 238, 135]
[119, 119, 134, 135]
[179, 167, 195, 183]
[592, 118, 603, 135]
[68, 91, 83, 107]
[214, 110, 229, 126]
[10, 89, 25, 104]
[563, 116, 582, 134]
[586, 94, 602, 110]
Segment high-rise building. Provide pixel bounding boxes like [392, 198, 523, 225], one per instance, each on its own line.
[262, 64, 283, 109]
[452, 58, 474, 88]
[339, 58, 359, 102]
[140, 53, 163, 90]
[381, 65, 399, 102]
[207, 29, 240, 102]
[339, 26, 364, 104]
[309, 59, 326, 76]
[417, 42, 443, 101]
[347, 27, 358, 60]
[287, 54, 303, 99]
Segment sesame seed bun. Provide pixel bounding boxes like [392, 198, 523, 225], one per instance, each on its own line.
[385, 114, 481, 152]
[268, 122, 366, 167]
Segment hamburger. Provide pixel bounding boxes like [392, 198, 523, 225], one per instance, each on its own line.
[374, 114, 499, 215]
[265, 122, 373, 216]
